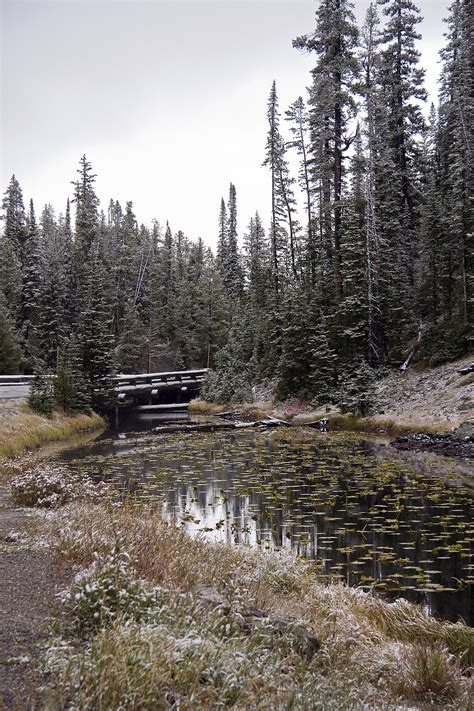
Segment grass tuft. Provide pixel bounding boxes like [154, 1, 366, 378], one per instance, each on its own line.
[0, 408, 105, 461]
[391, 642, 467, 702]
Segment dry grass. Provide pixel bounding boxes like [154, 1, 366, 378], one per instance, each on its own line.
[190, 398, 451, 437]
[33, 498, 474, 709]
[328, 413, 448, 435]
[189, 399, 271, 421]
[188, 399, 227, 415]
[391, 642, 466, 703]
[237, 401, 272, 420]
[0, 408, 105, 461]
[288, 411, 449, 436]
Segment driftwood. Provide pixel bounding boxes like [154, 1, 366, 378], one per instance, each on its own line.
[193, 584, 320, 662]
[153, 422, 237, 434]
[153, 416, 329, 435]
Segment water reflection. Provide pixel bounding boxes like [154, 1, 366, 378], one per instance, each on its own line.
[58, 427, 473, 625]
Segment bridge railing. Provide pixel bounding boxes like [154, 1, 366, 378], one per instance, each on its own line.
[0, 375, 36, 385]
[113, 369, 208, 389]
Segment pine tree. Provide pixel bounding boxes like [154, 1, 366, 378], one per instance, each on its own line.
[377, 0, 427, 325]
[263, 81, 286, 300]
[21, 200, 41, 361]
[437, 0, 473, 326]
[294, 0, 360, 303]
[0, 294, 22, 373]
[336, 141, 369, 364]
[216, 198, 228, 273]
[76, 246, 116, 409]
[72, 155, 99, 278]
[28, 361, 54, 417]
[360, 3, 384, 365]
[307, 307, 337, 406]
[277, 288, 312, 399]
[226, 183, 241, 295]
[0, 175, 28, 265]
[418, 106, 443, 325]
[285, 96, 317, 288]
[336, 358, 376, 416]
[0, 233, 22, 323]
[117, 298, 148, 372]
[36, 206, 66, 368]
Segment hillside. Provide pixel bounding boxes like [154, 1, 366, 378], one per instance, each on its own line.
[373, 355, 473, 431]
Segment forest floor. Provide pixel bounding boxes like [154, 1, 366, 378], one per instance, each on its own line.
[370, 354, 473, 430]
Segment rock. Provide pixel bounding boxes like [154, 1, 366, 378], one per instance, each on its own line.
[392, 429, 474, 459]
[453, 420, 474, 441]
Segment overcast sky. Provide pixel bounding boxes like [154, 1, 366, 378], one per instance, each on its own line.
[1, 0, 448, 248]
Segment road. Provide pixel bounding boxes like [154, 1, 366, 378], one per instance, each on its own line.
[0, 386, 29, 400]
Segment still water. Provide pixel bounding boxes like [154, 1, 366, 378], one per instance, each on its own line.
[56, 416, 473, 625]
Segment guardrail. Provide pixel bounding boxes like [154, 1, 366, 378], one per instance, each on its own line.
[0, 375, 36, 384]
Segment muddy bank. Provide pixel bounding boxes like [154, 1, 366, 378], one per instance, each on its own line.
[393, 421, 474, 461]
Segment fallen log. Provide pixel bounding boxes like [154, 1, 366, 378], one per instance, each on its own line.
[265, 414, 291, 426]
[214, 411, 242, 418]
[193, 584, 320, 662]
[153, 417, 330, 435]
[153, 422, 237, 434]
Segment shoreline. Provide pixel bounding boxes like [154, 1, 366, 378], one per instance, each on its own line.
[188, 398, 471, 439]
[0, 406, 472, 707]
[4, 477, 474, 709]
[0, 400, 106, 463]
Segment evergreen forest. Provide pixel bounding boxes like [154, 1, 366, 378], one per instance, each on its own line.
[0, 0, 472, 413]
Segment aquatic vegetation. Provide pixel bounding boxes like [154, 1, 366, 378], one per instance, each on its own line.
[58, 429, 473, 624]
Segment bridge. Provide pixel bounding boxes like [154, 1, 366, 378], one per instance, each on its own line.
[0, 370, 208, 411]
[113, 369, 208, 410]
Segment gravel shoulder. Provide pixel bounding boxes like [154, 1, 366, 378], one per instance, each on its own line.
[0, 488, 62, 709]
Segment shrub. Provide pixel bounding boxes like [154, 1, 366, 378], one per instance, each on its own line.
[61, 544, 165, 638]
[10, 463, 110, 508]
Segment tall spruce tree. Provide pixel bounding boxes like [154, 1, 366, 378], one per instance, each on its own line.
[286, 96, 317, 288]
[360, 3, 384, 365]
[294, 0, 360, 303]
[0, 293, 22, 373]
[437, 0, 473, 327]
[21, 199, 41, 358]
[1, 175, 28, 266]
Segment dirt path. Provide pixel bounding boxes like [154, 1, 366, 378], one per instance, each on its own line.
[0, 488, 58, 709]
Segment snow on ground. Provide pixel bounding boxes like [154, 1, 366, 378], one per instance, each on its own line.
[373, 355, 473, 430]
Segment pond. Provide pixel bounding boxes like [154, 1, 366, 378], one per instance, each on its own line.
[56, 418, 473, 625]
